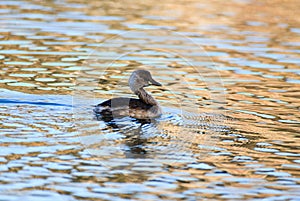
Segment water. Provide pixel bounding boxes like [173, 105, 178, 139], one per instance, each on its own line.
[0, 0, 300, 200]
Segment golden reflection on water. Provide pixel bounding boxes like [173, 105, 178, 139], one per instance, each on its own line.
[0, 0, 300, 200]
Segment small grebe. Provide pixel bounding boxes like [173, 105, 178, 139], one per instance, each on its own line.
[94, 70, 162, 120]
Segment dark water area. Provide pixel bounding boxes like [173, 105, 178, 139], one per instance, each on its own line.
[0, 0, 299, 200]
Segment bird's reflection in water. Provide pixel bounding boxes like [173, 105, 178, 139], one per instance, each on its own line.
[123, 125, 148, 158]
[99, 116, 158, 159]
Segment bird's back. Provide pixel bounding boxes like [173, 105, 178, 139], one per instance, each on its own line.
[94, 97, 161, 120]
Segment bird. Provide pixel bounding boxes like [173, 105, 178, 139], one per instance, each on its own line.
[94, 69, 162, 121]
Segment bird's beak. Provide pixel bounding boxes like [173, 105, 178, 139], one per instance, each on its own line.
[150, 78, 162, 86]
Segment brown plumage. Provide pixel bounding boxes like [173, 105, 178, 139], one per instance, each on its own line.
[94, 70, 162, 121]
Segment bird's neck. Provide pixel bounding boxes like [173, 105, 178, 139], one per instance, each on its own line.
[136, 88, 158, 106]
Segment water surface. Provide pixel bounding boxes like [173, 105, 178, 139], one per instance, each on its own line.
[0, 0, 299, 200]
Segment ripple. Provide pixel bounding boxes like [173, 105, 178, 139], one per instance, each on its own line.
[4, 61, 34, 65]
[35, 78, 56, 82]
[7, 82, 38, 87]
[188, 163, 214, 170]
[42, 62, 76, 66]
[9, 73, 36, 78]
